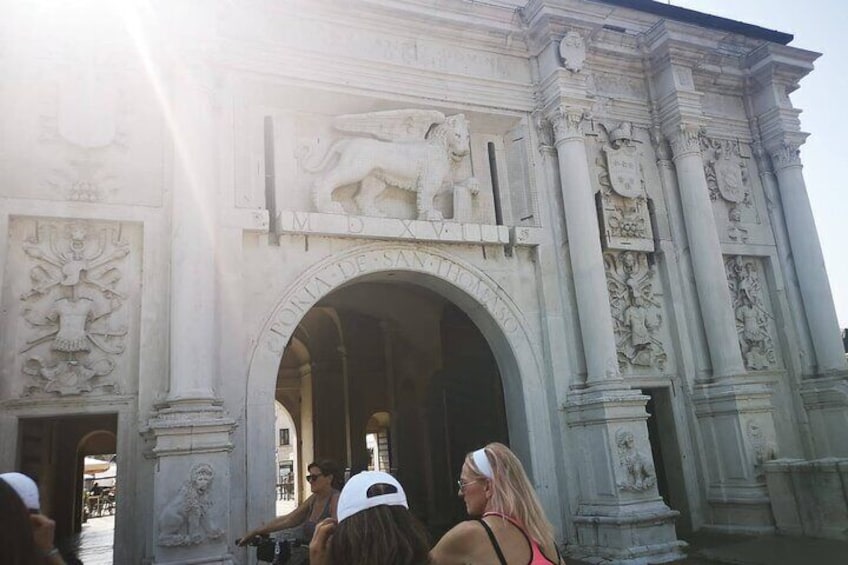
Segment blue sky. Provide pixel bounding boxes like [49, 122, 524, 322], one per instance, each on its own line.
[670, 0, 847, 328]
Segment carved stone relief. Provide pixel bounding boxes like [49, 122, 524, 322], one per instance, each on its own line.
[604, 251, 667, 371]
[18, 220, 129, 395]
[558, 31, 586, 73]
[701, 137, 759, 242]
[158, 463, 224, 547]
[615, 428, 656, 492]
[746, 420, 777, 479]
[594, 122, 654, 252]
[725, 256, 776, 370]
[296, 110, 479, 222]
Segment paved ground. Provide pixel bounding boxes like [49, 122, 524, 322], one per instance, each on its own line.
[566, 531, 848, 565]
[64, 514, 114, 565]
[65, 509, 848, 564]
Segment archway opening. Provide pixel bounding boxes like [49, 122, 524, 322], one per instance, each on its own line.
[16, 414, 118, 561]
[275, 279, 509, 537]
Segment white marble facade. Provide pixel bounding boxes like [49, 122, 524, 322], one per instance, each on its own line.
[1, 1, 847, 563]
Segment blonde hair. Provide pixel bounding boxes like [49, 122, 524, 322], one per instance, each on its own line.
[464, 442, 556, 556]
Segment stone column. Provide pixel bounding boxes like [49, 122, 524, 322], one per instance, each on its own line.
[167, 64, 218, 402]
[668, 125, 747, 379]
[547, 105, 621, 386]
[768, 141, 847, 374]
[747, 45, 848, 456]
[147, 61, 235, 564]
[547, 103, 683, 564]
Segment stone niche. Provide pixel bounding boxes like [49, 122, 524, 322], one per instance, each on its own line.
[237, 96, 538, 230]
[0, 217, 142, 399]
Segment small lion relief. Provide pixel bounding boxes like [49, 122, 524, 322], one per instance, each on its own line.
[746, 420, 777, 479]
[296, 109, 479, 221]
[615, 429, 657, 493]
[158, 463, 224, 547]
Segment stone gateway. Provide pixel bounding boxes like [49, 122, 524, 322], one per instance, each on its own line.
[1, 1, 846, 564]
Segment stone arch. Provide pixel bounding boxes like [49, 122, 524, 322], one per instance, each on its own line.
[244, 242, 564, 535]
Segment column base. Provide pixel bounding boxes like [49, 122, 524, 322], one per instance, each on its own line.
[568, 504, 686, 564]
[565, 384, 685, 564]
[800, 372, 848, 457]
[692, 377, 778, 533]
[146, 399, 236, 564]
[764, 458, 848, 541]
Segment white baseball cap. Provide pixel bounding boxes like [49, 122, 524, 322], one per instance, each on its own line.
[337, 471, 408, 522]
[0, 472, 40, 512]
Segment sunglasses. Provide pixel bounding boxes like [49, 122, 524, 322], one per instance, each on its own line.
[306, 473, 325, 483]
[456, 478, 483, 492]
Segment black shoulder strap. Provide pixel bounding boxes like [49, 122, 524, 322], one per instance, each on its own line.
[477, 519, 508, 565]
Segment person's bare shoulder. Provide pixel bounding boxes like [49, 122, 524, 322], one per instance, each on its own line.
[430, 520, 488, 565]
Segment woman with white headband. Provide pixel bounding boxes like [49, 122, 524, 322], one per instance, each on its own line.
[430, 442, 564, 565]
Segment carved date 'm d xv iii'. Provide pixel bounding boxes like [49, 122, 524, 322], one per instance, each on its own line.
[725, 256, 776, 370]
[595, 122, 654, 252]
[19, 220, 129, 395]
[298, 110, 479, 221]
[604, 251, 667, 371]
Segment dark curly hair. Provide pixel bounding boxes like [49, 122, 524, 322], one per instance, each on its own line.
[308, 459, 344, 490]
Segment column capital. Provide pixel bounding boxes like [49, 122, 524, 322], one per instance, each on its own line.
[668, 123, 705, 159]
[768, 140, 804, 170]
[546, 106, 590, 144]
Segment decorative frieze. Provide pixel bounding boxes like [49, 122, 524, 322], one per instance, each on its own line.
[18, 220, 129, 395]
[604, 251, 667, 371]
[725, 256, 777, 371]
[595, 122, 654, 252]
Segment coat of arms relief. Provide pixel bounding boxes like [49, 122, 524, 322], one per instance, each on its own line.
[296, 109, 480, 222]
[594, 122, 655, 253]
[725, 256, 777, 371]
[700, 137, 759, 243]
[17, 220, 130, 395]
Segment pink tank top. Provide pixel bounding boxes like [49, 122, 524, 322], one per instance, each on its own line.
[481, 511, 557, 565]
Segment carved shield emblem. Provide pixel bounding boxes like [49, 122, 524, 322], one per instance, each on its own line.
[58, 66, 117, 149]
[603, 146, 643, 199]
[715, 159, 745, 203]
[559, 31, 586, 73]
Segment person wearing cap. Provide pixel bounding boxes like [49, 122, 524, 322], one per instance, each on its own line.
[238, 459, 343, 546]
[309, 470, 430, 565]
[430, 443, 565, 565]
[0, 473, 67, 565]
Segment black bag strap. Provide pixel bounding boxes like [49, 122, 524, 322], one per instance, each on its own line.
[477, 518, 508, 565]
